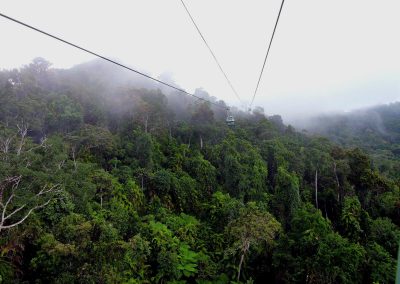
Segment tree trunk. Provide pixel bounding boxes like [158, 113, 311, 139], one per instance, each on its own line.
[144, 115, 148, 133]
[237, 240, 250, 282]
[0, 137, 11, 154]
[333, 162, 341, 202]
[72, 147, 77, 172]
[200, 136, 203, 149]
[16, 123, 28, 156]
[315, 169, 318, 209]
[237, 253, 245, 283]
[188, 134, 192, 149]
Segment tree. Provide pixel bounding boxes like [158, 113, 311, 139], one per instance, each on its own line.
[133, 131, 156, 169]
[132, 89, 170, 135]
[190, 102, 215, 149]
[226, 204, 280, 282]
[91, 169, 121, 208]
[147, 220, 200, 282]
[207, 191, 243, 232]
[272, 167, 300, 225]
[274, 204, 366, 283]
[369, 217, 400, 257]
[184, 152, 216, 195]
[213, 137, 268, 200]
[340, 196, 363, 241]
[45, 94, 83, 133]
[0, 125, 62, 233]
[0, 176, 61, 232]
[365, 242, 396, 284]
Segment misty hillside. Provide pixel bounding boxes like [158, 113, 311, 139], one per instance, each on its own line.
[305, 103, 400, 146]
[0, 59, 399, 283]
[304, 103, 400, 178]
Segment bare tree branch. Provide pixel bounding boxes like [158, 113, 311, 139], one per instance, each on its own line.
[3, 204, 26, 221]
[26, 136, 48, 153]
[16, 121, 28, 156]
[71, 146, 77, 171]
[0, 176, 21, 204]
[57, 160, 65, 170]
[0, 136, 12, 155]
[0, 176, 61, 233]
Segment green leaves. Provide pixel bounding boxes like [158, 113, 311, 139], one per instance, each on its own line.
[366, 242, 396, 284]
[226, 205, 281, 282]
[340, 196, 363, 241]
[177, 244, 198, 277]
[212, 137, 268, 200]
[147, 220, 200, 281]
[45, 94, 83, 133]
[272, 167, 300, 225]
[149, 221, 174, 247]
[275, 204, 366, 283]
[370, 217, 400, 257]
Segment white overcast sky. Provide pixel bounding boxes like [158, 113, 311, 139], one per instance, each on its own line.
[1, 0, 399, 122]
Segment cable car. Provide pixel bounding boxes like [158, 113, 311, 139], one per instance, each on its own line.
[226, 115, 235, 126]
[226, 108, 235, 126]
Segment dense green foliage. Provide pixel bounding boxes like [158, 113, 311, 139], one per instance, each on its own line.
[0, 58, 399, 283]
[305, 103, 400, 179]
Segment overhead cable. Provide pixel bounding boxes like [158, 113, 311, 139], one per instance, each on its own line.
[249, 0, 285, 109]
[0, 12, 227, 110]
[179, 0, 243, 105]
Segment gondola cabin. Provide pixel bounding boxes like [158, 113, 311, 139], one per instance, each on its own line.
[226, 115, 235, 126]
